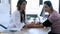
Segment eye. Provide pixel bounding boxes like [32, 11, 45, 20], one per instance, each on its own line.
[23, 3, 26, 5]
[44, 6, 48, 8]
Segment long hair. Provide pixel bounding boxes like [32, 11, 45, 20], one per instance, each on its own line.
[17, 0, 27, 10]
[44, 1, 54, 11]
[17, 0, 27, 23]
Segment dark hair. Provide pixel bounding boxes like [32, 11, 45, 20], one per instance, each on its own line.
[17, 0, 27, 23]
[17, 0, 27, 10]
[44, 1, 54, 11]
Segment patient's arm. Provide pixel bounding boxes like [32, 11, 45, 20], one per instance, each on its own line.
[24, 23, 43, 28]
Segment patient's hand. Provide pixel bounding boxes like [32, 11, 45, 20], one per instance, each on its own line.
[24, 22, 36, 28]
[24, 22, 43, 28]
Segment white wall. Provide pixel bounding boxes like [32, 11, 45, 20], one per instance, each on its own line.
[11, 0, 18, 14]
[26, 0, 39, 14]
[0, 0, 10, 28]
[11, 0, 59, 18]
[11, 0, 59, 14]
[50, 0, 59, 13]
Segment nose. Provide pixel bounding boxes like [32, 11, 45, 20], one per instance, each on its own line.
[23, 5, 26, 9]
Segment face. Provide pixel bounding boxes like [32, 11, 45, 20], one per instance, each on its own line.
[44, 4, 50, 12]
[20, 1, 27, 10]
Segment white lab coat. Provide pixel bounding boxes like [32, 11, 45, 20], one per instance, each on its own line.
[9, 10, 26, 30]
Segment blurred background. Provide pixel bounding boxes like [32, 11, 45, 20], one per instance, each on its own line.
[0, 0, 59, 29]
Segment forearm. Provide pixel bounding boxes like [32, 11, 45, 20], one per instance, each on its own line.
[34, 23, 44, 28]
[24, 23, 44, 28]
[24, 24, 35, 28]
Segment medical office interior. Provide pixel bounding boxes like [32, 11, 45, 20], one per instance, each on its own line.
[0, 0, 59, 34]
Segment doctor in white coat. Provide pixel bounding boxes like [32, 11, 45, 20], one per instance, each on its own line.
[9, 0, 27, 30]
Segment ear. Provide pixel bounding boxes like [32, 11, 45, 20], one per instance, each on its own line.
[50, 6, 53, 11]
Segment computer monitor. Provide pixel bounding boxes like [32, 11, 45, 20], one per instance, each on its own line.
[26, 14, 37, 20]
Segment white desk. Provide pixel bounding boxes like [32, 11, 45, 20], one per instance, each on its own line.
[0, 28, 51, 34]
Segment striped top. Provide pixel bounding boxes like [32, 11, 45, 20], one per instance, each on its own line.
[48, 11, 60, 34]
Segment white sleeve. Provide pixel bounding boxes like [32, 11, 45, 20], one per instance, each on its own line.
[8, 12, 16, 28]
[10, 11, 25, 30]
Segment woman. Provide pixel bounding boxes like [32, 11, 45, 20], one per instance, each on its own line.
[26, 1, 60, 34]
[42, 1, 60, 34]
[10, 0, 37, 29]
[10, 0, 27, 30]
